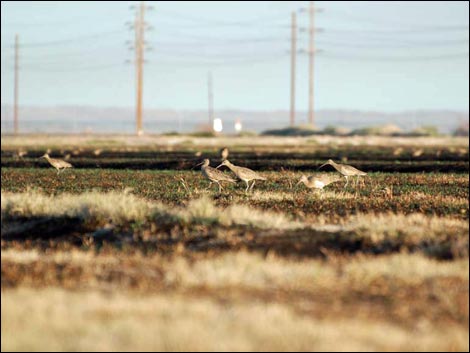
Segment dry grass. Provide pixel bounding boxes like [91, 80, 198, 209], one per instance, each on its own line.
[1, 191, 300, 230]
[1, 189, 157, 223]
[346, 212, 469, 242]
[1, 287, 464, 352]
[2, 190, 468, 234]
[4, 250, 467, 288]
[2, 191, 468, 260]
[2, 287, 468, 352]
[2, 250, 469, 352]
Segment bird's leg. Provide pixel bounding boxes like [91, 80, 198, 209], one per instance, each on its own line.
[206, 182, 213, 190]
[344, 176, 349, 189]
[57, 168, 61, 175]
[217, 182, 222, 193]
[249, 180, 256, 192]
[244, 180, 250, 193]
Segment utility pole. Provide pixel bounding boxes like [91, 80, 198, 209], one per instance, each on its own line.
[208, 71, 214, 128]
[290, 12, 297, 127]
[135, 1, 145, 136]
[14, 34, 19, 135]
[308, 1, 315, 126]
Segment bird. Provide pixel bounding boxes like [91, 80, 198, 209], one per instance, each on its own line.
[40, 153, 73, 175]
[296, 174, 342, 191]
[195, 159, 236, 192]
[220, 147, 229, 161]
[393, 147, 404, 156]
[216, 159, 266, 193]
[318, 159, 367, 188]
[412, 149, 424, 158]
[12, 150, 27, 160]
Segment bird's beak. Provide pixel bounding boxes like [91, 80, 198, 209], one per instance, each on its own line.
[215, 164, 223, 169]
[318, 163, 328, 170]
[296, 180, 302, 187]
[191, 161, 204, 170]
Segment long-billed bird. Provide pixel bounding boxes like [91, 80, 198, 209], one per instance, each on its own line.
[40, 153, 73, 175]
[318, 159, 367, 188]
[216, 160, 266, 193]
[195, 159, 236, 192]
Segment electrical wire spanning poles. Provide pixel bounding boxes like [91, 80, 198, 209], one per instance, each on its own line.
[127, 1, 154, 136]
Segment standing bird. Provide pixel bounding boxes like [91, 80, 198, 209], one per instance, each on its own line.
[195, 159, 236, 192]
[216, 160, 266, 193]
[40, 153, 73, 175]
[220, 147, 229, 161]
[318, 159, 367, 188]
[297, 174, 342, 191]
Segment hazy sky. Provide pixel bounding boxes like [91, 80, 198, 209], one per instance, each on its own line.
[1, 1, 469, 112]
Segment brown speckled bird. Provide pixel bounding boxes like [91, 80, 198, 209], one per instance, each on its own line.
[216, 160, 266, 193]
[196, 159, 236, 192]
[319, 159, 366, 188]
[40, 153, 73, 175]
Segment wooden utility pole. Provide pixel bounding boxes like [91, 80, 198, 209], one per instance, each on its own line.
[14, 34, 19, 135]
[208, 71, 214, 128]
[290, 12, 297, 127]
[135, 1, 145, 136]
[308, 1, 315, 126]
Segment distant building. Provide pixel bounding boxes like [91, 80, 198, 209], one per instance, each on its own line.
[235, 119, 242, 133]
[213, 118, 223, 133]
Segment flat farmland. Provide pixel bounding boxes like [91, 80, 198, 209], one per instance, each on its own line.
[1, 134, 469, 351]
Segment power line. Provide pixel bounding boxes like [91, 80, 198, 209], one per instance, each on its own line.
[150, 29, 288, 43]
[317, 52, 469, 61]
[2, 16, 108, 27]
[1, 29, 127, 49]
[315, 38, 469, 48]
[2, 36, 465, 66]
[325, 8, 469, 31]
[154, 10, 288, 26]
[323, 26, 469, 35]
[153, 19, 288, 29]
[147, 55, 290, 68]
[18, 63, 127, 72]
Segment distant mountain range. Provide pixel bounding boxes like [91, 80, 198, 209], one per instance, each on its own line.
[1, 105, 468, 134]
